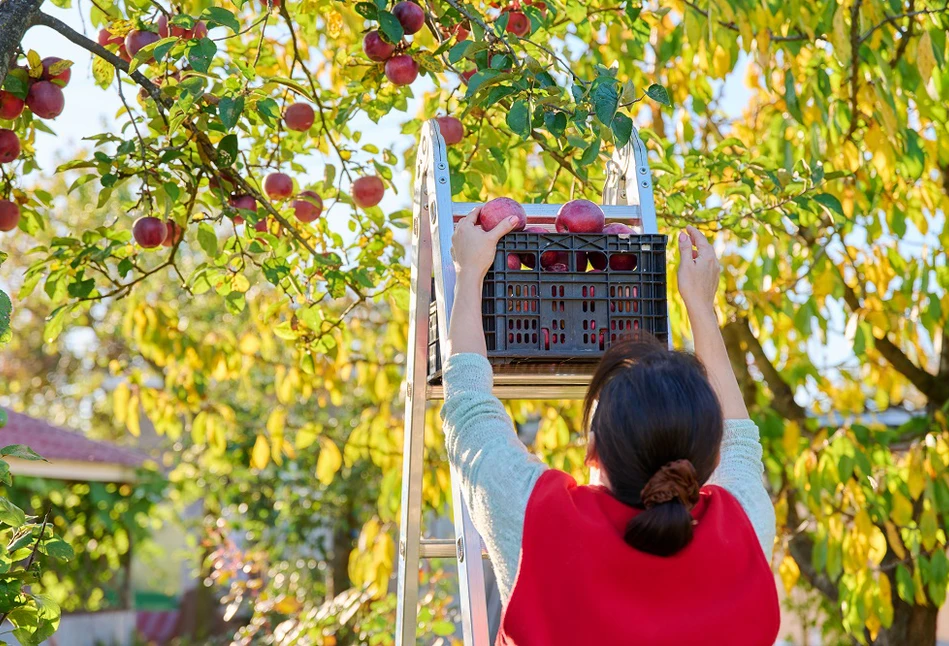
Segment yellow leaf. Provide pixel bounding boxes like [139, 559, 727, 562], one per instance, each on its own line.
[267, 407, 286, 435]
[878, 572, 894, 628]
[251, 434, 270, 470]
[884, 521, 906, 560]
[831, 8, 850, 63]
[327, 11, 343, 38]
[316, 437, 342, 486]
[920, 503, 938, 551]
[296, 424, 319, 450]
[238, 333, 260, 355]
[113, 383, 130, 424]
[192, 411, 208, 446]
[92, 56, 114, 90]
[913, 562, 927, 604]
[907, 454, 926, 500]
[783, 420, 801, 458]
[27, 50, 43, 78]
[779, 555, 800, 594]
[868, 524, 887, 566]
[127, 394, 141, 437]
[712, 45, 730, 78]
[916, 30, 935, 84]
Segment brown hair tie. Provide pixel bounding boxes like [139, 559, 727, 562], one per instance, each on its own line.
[640, 459, 700, 510]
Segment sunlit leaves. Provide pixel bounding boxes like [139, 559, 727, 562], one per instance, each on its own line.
[645, 83, 670, 106]
[316, 437, 342, 486]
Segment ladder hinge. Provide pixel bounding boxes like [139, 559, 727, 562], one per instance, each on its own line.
[456, 537, 464, 562]
[406, 382, 413, 400]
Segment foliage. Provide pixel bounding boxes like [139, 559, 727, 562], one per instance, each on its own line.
[0, 0, 947, 643]
[1, 472, 166, 613]
[0, 444, 74, 646]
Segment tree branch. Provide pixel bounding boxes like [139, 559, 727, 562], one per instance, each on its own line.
[682, 0, 808, 42]
[845, 0, 864, 142]
[729, 316, 808, 423]
[0, 0, 44, 85]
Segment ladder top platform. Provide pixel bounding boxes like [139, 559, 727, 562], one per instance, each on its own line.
[451, 202, 642, 225]
[427, 363, 595, 400]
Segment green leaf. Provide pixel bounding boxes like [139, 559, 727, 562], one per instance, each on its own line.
[813, 193, 843, 216]
[39, 538, 74, 561]
[43, 306, 70, 342]
[355, 2, 378, 20]
[201, 7, 241, 32]
[448, 40, 471, 65]
[544, 111, 567, 138]
[625, 2, 642, 22]
[433, 620, 455, 636]
[1, 445, 46, 461]
[3, 68, 30, 99]
[0, 289, 11, 346]
[645, 83, 670, 106]
[578, 134, 601, 166]
[592, 82, 618, 125]
[197, 223, 218, 258]
[0, 498, 26, 527]
[153, 37, 179, 63]
[256, 98, 280, 125]
[784, 70, 803, 122]
[506, 99, 531, 138]
[187, 37, 217, 74]
[378, 11, 404, 44]
[217, 134, 239, 167]
[611, 112, 633, 147]
[0, 459, 10, 486]
[218, 96, 244, 130]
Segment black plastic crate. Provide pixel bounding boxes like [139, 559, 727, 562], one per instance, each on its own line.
[428, 232, 668, 381]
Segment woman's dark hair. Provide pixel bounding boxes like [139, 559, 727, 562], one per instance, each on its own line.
[583, 334, 724, 557]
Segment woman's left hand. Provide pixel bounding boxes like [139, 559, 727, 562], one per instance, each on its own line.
[450, 206, 520, 278]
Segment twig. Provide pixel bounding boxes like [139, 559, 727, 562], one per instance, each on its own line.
[252, 13, 270, 68]
[115, 74, 153, 210]
[858, 3, 949, 45]
[682, 0, 808, 42]
[213, 14, 269, 42]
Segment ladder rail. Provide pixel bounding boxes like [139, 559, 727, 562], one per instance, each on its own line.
[394, 127, 437, 646]
[426, 119, 492, 646]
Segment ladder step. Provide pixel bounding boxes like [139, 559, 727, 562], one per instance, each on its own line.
[451, 202, 642, 224]
[427, 364, 593, 400]
[428, 383, 589, 400]
[420, 538, 490, 559]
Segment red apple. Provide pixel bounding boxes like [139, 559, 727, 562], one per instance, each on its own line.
[41, 57, 71, 87]
[436, 116, 464, 145]
[460, 69, 476, 84]
[540, 249, 568, 270]
[98, 28, 124, 47]
[0, 200, 20, 231]
[228, 194, 256, 224]
[352, 176, 385, 208]
[190, 21, 208, 39]
[555, 199, 605, 233]
[0, 129, 20, 163]
[392, 1, 425, 35]
[363, 31, 396, 62]
[26, 81, 65, 119]
[454, 22, 470, 41]
[610, 253, 637, 271]
[0, 91, 24, 120]
[162, 220, 183, 247]
[118, 45, 131, 62]
[385, 55, 419, 86]
[519, 225, 545, 268]
[284, 103, 314, 132]
[507, 253, 521, 270]
[479, 197, 526, 231]
[125, 30, 160, 61]
[292, 190, 323, 222]
[603, 222, 634, 235]
[504, 10, 530, 36]
[264, 172, 293, 200]
[547, 263, 568, 272]
[254, 218, 275, 233]
[589, 252, 607, 271]
[133, 216, 167, 247]
[157, 14, 188, 38]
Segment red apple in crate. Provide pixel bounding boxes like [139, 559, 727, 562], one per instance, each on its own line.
[436, 116, 464, 145]
[592, 222, 635, 270]
[264, 172, 293, 199]
[519, 225, 545, 268]
[352, 176, 385, 208]
[556, 199, 605, 233]
[0, 200, 20, 231]
[507, 253, 521, 270]
[0, 91, 24, 119]
[0, 129, 20, 163]
[479, 197, 526, 231]
[292, 190, 323, 222]
[610, 253, 637, 271]
[363, 31, 396, 62]
[133, 216, 167, 248]
[540, 249, 568, 270]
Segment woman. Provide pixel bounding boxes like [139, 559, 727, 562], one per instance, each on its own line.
[442, 210, 780, 645]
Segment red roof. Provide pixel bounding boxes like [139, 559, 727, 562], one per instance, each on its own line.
[1, 409, 146, 468]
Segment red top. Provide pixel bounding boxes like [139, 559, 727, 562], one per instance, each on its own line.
[497, 470, 780, 646]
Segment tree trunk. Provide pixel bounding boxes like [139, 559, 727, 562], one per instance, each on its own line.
[875, 597, 938, 645]
[0, 0, 44, 85]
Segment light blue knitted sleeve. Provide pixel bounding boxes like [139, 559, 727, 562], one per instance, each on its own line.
[440, 353, 547, 603]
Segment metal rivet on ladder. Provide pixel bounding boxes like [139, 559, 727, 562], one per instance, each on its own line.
[639, 167, 647, 175]
[438, 176, 447, 184]
[641, 180, 648, 188]
[400, 540, 405, 556]
[437, 162, 447, 170]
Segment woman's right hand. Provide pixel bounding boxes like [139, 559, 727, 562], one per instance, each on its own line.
[676, 225, 720, 318]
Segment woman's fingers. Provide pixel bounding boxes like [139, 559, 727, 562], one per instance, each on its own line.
[489, 216, 521, 241]
[463, 205, 481, 227]
[686, 225, 713, 260]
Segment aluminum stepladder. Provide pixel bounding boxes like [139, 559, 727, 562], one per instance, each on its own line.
[395, 119, 658, 645]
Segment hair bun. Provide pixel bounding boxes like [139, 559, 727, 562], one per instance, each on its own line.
[640, 459, 700, 510]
